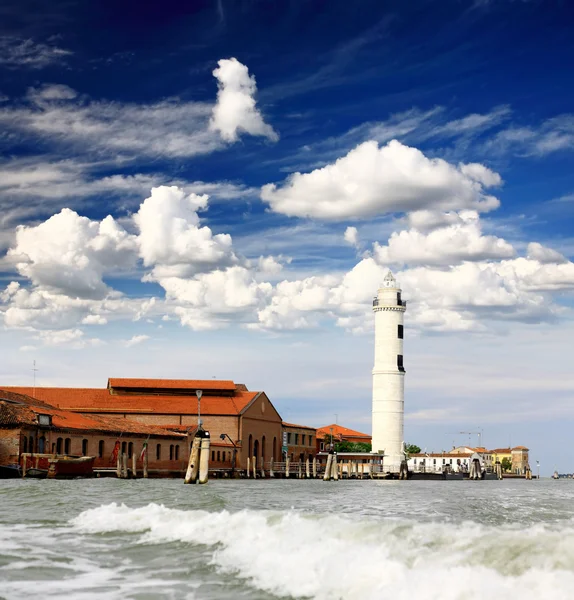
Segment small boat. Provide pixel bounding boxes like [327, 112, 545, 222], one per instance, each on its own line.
[0, 464, 22, 479]
[47, 455, 95, 478]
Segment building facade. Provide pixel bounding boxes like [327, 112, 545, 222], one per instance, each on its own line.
[282, 422, 316, 462]
[4, 378, 284, 471]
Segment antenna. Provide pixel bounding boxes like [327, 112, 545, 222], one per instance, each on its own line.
[31, 360, 39, 398]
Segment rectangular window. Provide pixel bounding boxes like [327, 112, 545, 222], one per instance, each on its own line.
[295, 434, 299, 445]
[156, 444, 161, 460]
[397, 354, 404, 372]
[397, 292, 402, 306]
[398, 324, 403, 339]
[302, 434, 306, 446]
[82, 439, 88, 456]
[98, 440, 104, 458]
[287, 433, 292, 444]
[64, 438, 71, 454]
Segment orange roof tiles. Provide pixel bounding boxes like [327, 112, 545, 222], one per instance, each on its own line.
[108, 378, 236, 391]
[3, 386, 258, 416]
[0, 390, 185, 438]
[490, 447, 512, 453]
[316, 424, 371, 440]
[512, 445, 529, 451]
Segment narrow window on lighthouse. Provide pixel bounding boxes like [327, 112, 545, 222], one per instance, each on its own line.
[398, 325, 403, 339]
[397, 354, 405, 372]
[397, 292, 402, 305]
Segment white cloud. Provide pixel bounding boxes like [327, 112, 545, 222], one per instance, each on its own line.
[374, 211, 515, 267]
[210, 58, 278, 142]
[526, 242, 568, 265]
[124, 334, 150, 347]
[261, 140, 501, 220]
[8, 208, 138, 299]
[0, 37, 71, 69]
[82, 314, 108, 325]
[134, 186, 237, 279]
[344, 226, 359, 248]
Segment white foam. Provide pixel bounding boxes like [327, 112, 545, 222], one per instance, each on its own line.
[71, 503, 574, 600]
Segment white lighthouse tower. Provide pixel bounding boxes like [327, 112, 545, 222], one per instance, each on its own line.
[372, 271, 406, 474]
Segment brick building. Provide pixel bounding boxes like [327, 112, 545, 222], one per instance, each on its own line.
[0, 389, 186, 475]
[316, 424, 372, 452]
[282, 422, 316, 462]
[4, 378, 284, 471]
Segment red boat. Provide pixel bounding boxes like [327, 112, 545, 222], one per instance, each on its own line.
[21, 453, 95, 478]
[48, 455, 95, 478]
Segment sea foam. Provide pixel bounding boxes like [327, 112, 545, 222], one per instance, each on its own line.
[71, 503, 574, 600]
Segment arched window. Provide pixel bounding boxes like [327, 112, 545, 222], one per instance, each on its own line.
[29, 436, 34, 453]
[156, 444, 161, 460]
[262, 436, 266, 462]
[38, 436, 46, 454]
[22, 435, 27, 453]
[82, 439, 88, 456]
[273, 437, 277, 460]
[253, 439, 259, 460]
[175, 445, 179, 460]
[98, 440, 105, 458]
[169, 445, 174, 460]
[64, 438, 71, 454]
[128, 442, 133, 457]
[121, 441, 127, 455]
[248, 434, 253, 458]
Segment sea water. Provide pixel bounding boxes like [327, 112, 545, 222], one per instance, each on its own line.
[1, 478, 574, 599]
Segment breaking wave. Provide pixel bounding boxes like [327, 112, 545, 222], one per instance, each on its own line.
[71, 503, 574, 600]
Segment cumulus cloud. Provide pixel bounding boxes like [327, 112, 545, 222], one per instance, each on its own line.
[7, 209, 138, 299]
[124, 334, 150, 347]
[374, 211, 515, 267]
[261, 140, 501, 220]
[210, 57, 278, 142]
[135, 186, 237, 279]
[344, 226, 359, 248]
[527, 242, 568, 265]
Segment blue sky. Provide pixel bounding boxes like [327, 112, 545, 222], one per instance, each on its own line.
[1, 0, 573, 473]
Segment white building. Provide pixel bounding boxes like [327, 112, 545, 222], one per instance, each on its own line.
[408, 452, 485, 474]
[372, 271, 406, 473]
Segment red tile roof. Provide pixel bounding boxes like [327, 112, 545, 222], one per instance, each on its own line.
[316, 424, 371, 440]
[490, 448, 512, 453]
[512, 446, 529, 451]
[0, 390, 185, 438]
[3, 387, 258, 416]
[108, 378, 236, 391]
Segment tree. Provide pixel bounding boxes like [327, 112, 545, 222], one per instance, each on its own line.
[334, 441, 372, 453]
[405, 444, 421, 455]
[501, 457, 512, 472]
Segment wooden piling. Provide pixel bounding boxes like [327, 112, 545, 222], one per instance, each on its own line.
[332, 454, 339, 481]
[184, 436, 201, 484]
[132, 453, 137, 478]
[285, 456, 290, 478]
[261, 459, 265, 479]
[323, 454, 332, 481]
[198, 435, 210, 484]
[270, 458, 274, 478]
[116, 452, 121, 478]
[121, 453, 128, 478]
[143, 448, 148, 479]
[246, 456, 250, 478]
[252, 455, 257, 479]
[312, 456, 317, 478]
[305, 457, 310, 478]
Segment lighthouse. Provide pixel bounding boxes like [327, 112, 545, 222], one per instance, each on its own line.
[372, 271, 406, 474]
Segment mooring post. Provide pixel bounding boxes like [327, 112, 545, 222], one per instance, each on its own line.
[116, 452, 121, 478]
[252, 455, 257, 479]
[305, 457, 310, 478]
[285, 456, 290, 478]
[184, 436, 201, 484]
[270, 457, 274, 478]
[121, 453, 128, 479]
[332, 454, 339, 481]
[143, 448, 149, 479]
[261, 459, 265, 479]
[198, 432, 210, 484]
[246, 456, 250, 478]
[323, 454, 332, 481]
[312, 456, 317, 478]
[132, 453, 137, 478]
